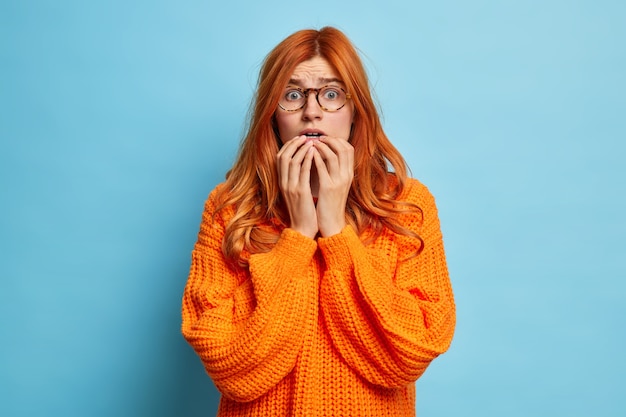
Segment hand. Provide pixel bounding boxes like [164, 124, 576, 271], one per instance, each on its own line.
[276, 136, 319, 239]
[311, 136, 354, 237]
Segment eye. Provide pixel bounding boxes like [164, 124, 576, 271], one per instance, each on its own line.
[321, 87, 342, 101]
[284, 89, 304, 102]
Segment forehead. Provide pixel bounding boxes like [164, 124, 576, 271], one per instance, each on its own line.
[288, 56, 342, 86]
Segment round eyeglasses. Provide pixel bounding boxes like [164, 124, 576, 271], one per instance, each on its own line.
[278, 85, 352, 112]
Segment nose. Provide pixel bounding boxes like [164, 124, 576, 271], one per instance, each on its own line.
[301, 92, 323, 120]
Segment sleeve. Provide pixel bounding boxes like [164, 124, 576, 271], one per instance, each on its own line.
[317, 180, 455, 388]
[181, 188, 319, 402]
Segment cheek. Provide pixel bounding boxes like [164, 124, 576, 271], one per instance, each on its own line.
[274, 114, 298, 141]
[336, 113, 354, 137]
[342, 104, 355, 135]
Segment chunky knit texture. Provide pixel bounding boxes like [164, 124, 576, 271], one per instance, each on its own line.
[181, 176, 455, 417]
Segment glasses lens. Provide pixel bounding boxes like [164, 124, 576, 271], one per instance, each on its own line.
[279, 88, 305, 111]
[318, 86, 346, 111]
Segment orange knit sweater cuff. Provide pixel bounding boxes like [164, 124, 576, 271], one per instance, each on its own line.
[270, 227, 318, 260]
[317, 225, 362, 273]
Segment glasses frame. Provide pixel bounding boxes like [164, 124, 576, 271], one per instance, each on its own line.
[278, 85, 352, 112]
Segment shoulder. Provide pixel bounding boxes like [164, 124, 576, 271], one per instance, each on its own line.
[206, 182, 229, 202]
[389, 174, 443, 235]
[203, 182, 235, 222]
[389, 174, 437, 210]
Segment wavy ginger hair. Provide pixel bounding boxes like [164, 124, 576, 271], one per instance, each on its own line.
[215, 27, 422, 266]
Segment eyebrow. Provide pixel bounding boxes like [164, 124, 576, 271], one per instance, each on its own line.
[287, 77, 344, 87]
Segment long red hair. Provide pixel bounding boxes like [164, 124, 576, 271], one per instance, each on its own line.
[215, 27, 422, 266]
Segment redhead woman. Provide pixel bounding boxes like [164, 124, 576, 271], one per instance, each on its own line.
[181, 27, 456, 417]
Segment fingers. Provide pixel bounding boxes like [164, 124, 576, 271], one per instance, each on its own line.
[277, 136, 314, 188]
[275, 135, 354, 239]
[311, 136, 354, 238]
[276, 135, 319, 239]
[312, 136, 354, 181]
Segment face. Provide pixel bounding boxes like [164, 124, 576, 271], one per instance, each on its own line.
[274, 56, 354, 144]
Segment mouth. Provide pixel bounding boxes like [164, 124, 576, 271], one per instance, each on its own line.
[301, 130, 325, 140]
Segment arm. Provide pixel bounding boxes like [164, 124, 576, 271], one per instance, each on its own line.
[181, 188, 318, 402]
[318, 180, 455, 388]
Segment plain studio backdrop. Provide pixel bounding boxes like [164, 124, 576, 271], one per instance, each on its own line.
[1, 1, 624, 416]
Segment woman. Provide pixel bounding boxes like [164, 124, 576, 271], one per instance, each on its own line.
[182, 26, 455, 417]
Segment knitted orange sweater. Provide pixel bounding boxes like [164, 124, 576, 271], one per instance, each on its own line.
[181, 176, 455, 417]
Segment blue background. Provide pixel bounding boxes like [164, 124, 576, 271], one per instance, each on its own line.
[2, 1, 624, 416]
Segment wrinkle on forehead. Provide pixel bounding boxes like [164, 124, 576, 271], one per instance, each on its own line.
[288, 57, 344, 87]
[287, 77, 343, 87]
